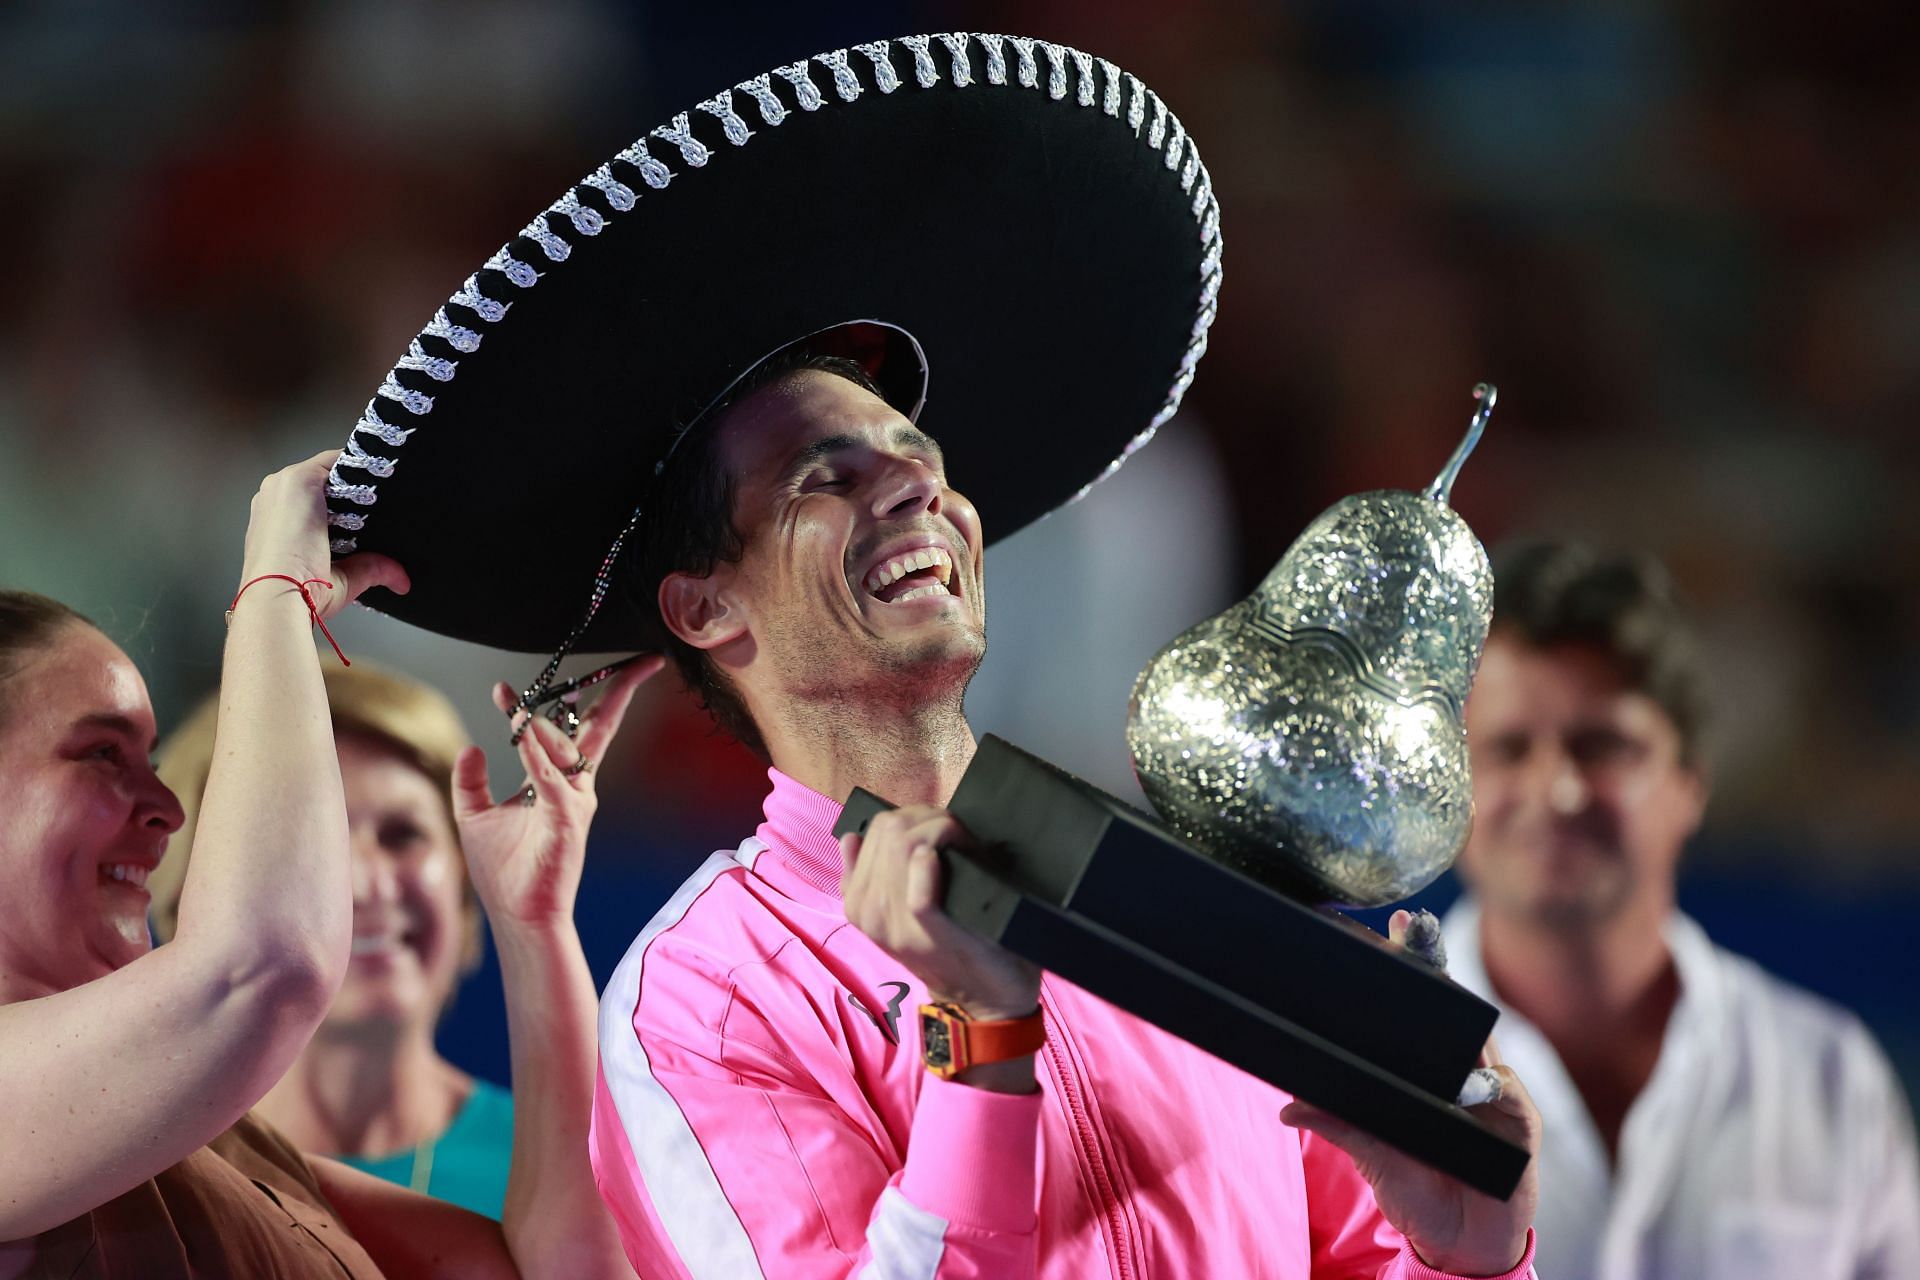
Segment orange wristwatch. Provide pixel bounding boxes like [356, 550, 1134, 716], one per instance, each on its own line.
[918, 1001, 1047, 1079]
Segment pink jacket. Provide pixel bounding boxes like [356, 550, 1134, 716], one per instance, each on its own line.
[591, 769, 1537, 1279]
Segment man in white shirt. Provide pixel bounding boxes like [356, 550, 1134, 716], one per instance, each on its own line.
[1442, 539, 1920, 1280]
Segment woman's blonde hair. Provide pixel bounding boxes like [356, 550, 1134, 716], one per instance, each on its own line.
[151, 661, 479, 957]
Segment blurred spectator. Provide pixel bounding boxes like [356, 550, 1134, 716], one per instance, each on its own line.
[152, 662, 513, 1218]
[1442, 539, 1920, 1280]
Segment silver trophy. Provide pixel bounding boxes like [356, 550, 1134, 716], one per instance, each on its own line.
[838, 384, 1530, 1197]
[1128, 385, 1497, 907]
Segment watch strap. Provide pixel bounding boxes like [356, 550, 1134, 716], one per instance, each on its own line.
[920, 1001, 1046, 1078]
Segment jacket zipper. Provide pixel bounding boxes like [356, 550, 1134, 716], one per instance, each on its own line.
[1041, 988, 1138, 1279]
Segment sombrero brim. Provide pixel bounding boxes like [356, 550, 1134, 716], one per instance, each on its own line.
[326, 33, 1222, 654]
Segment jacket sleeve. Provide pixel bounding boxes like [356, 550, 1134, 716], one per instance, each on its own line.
[591, 939, 1041, 1280]
[1297, 1126, 1539, 1280]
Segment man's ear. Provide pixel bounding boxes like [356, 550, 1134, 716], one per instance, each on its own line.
[659, 568, 748, 652]
[1677, 761, 1711, 840]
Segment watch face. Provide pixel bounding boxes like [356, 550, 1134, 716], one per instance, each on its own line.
[921, 1013, 954, 1068]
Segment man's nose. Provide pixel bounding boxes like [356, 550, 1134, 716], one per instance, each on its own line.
[1545, 749, 1590, 815]
[870, 455, 942, 520]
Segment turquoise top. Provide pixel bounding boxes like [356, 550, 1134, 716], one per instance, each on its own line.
[336, 1078, 514, 1219]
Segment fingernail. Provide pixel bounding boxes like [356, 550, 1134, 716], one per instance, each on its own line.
[1457, 1067, 1503, 1108]
[1402, 909, 1448, 971]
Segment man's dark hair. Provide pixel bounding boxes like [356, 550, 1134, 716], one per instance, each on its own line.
[1490, 540, 1712, 767]
[634, 350, 885, 760]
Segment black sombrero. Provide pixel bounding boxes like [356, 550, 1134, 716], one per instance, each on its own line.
[326, 32, 1222, 670]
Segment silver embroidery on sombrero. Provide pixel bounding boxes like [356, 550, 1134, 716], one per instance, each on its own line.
[773, 60, 824, 111]
[1191, 165, 1214, 217]
[451, 276, 510, 323]
[650, 113, 710, 168]
[898, 35, 937, 89]
[735, 73, 789, 126]
[854, 43, 900, 94]
[697, 91, 755, 145]
[1008, 37, 1038, 89]
[975, 34, 1008, 85]
[397, 339, 457, 384]
[328, 32, 1225, 628]
[424, 309, 482, 354]
[816, 49, 863, 102]
[377, 372, 433, 416]
[553, 191, 606, 236]
[618, 139, 672, 190]
[354, 401, 414, 447]
[335, 438, 395, 479]
[1071, 49, 1096, 107]
[584, 165, 636, 211]
[937, 33, 974, 86]
[1041, 42, 1069, 101]
[484, 247, 541, 288]
[521, 215, 572, 263]
[1099, 58, 1122, 116]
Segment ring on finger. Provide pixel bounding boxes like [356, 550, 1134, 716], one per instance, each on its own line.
[565, 754, 593, 777]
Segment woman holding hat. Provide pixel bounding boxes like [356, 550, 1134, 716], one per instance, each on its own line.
[0, 453, 636, 1278]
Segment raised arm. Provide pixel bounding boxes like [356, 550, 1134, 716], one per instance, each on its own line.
[321, 663, 655, 1279]
[0, 453, 407, 1239]
[448, 669, 654, 1280]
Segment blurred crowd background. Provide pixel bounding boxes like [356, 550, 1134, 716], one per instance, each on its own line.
[3, 1, 1915, 1104]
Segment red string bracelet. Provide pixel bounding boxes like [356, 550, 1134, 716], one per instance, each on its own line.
[225, 574, 351, 666]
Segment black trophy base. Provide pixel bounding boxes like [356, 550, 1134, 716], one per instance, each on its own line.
[834, 734, 1529, 1201]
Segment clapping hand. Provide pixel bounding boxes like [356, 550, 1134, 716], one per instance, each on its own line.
[450, 659, 661, 933]
[1279, 909, 1541, 1277]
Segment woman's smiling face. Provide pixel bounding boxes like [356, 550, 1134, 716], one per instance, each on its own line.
[0, 623, 184, 999]
[326, 731, 471, 1033]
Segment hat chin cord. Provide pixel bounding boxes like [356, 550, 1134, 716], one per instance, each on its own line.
[509, 504, 650, 745]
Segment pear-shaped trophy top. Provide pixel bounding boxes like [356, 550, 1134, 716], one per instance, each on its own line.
[1126, 385, 1498, 906]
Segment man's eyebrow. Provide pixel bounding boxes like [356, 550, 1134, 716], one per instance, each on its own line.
[781, 427, 945, 479]
[782, 433, 864, 479]
[892, 425, 944, 468]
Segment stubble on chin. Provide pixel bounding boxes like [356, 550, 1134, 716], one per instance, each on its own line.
[1482, 852, 1636, 931]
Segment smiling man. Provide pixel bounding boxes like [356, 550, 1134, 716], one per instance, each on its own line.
[579, 342, 1544, 1279]
[318, 34, 1545, 1280]
[1442, 540, 1920, 1280]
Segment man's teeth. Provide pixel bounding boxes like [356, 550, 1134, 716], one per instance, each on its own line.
[351, 935, 400, 956]
[889, 584, 950, 603]
[102, 864, 150, 887]
[863, 546, 954, 594]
